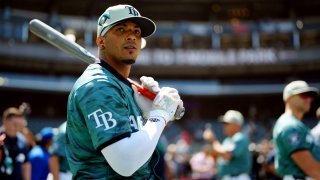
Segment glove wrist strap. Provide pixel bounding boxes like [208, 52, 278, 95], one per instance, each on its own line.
[149, 110, 170, 125]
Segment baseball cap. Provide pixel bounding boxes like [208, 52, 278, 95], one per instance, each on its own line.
[283, 80, 319, 101]
[39, 127, 55, 143]
[219, 110, 244, 126]
[97, 4, 156, 37]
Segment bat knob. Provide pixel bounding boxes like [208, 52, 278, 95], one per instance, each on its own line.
[175, 106, 185, 120]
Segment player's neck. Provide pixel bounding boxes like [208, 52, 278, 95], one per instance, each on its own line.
[116, 65, 131, 78]
[285, 108, 304, 121]
[104, 59, 131, 78]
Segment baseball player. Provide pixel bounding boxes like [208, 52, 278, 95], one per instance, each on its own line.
[203, 110, 252, 180]
[65, 4, 184, 179]
[273, 80, 320, 179]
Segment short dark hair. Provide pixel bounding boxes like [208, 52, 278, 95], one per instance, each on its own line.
[2, 107, 24, 121]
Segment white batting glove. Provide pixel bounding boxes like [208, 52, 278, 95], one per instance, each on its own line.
[140, 76, 160, 94]
[141, 76, 185, 120]
[132, 76, 160, 119]
[149, 87, 182, 125]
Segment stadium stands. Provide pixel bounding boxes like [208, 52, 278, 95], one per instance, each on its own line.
[0, 0, 319, 141]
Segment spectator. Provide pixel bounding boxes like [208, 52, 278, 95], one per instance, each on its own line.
[189, 144, 216, 180]
[174, 138, 192, 179]
[273, 80, 320, 179]
[0, 107, 31, 180]
[263, 144, 281, 180]
[48, 121, 71, 180]
[28, 127, 54, 180]
[204, 110, 252, 180]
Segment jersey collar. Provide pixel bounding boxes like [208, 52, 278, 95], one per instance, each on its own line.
[98, 60, 132, 88]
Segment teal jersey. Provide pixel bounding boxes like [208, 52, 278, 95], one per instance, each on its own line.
[49, 121, 70, 172]
[217, 132, 252, 177]
[273, 113, 320, 177]
[66, 61, 158, 179]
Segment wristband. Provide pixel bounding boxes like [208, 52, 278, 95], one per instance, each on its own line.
[149, 110, 170, 124]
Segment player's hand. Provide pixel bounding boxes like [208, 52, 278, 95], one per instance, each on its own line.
[149, 87, 182, 124]
[140, 76, 185, 120]
[140, 76, 160, 94]
[132, 76, 160, 119]
[203, 126, 216, 143]
[132, 85, 152, 119]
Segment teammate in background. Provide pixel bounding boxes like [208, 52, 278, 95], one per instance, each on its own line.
[273, 80, 320, 179]
[65, 4, 184, 179]
[0, 107, 31, 180]
[311, 107, 320, 145]
[203, 110, 252, 180]
[28, 127, 54, 180]
[48, 121, 71, 180]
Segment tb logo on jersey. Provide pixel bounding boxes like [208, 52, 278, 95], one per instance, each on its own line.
[88, 109, 117, 130]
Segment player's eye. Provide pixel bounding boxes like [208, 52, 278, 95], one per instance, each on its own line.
[116, 27, 125, 32]
[134, 29, 141, 36]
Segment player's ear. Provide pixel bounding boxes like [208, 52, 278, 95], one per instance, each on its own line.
[96, 37, 105, 49]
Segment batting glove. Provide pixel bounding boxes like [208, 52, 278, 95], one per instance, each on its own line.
[149, 87, 182, 124]
[132, 76, 160, 119]
[141, 76, 185, 120]
[140, 76, 160, 94]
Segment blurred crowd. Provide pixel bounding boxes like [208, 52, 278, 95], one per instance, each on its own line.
[0, 102, 70, 180]
[0, 81, 319, 180]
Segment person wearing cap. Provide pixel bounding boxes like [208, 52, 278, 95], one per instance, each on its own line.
[203, 110, 252, 180]
[28, 127, 55, 180]
[273, 80, 320, 180]
[65, 4, 184, 179]
[0, 107, 31, 180]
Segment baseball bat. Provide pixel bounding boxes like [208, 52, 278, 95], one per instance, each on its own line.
[28, 19, 184, 119]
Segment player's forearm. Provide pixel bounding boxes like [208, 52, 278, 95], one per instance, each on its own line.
[212, 141, 232, 160]
[291, 150, 320, 179]
[101, 117, 166, 177]
[303, 163, 320, 179]
[49, 156, 61, 180]
[22, 162, 31, 180]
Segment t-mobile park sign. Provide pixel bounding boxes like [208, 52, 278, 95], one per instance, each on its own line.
[137, 48, 278, 66]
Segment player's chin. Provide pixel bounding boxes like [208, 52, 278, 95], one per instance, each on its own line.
[121, 59, 136, 65]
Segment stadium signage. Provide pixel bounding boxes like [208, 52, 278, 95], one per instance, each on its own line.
[137, 48, 277, 66]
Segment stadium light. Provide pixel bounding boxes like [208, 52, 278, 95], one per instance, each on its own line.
[296, 20, 303, 29]
[64, 29, 76, 42]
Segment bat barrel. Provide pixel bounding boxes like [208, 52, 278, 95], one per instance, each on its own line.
[29, 19, 98, 64]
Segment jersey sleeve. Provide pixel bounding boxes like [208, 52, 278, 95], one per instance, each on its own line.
[230, 133, 248, 157]
[76, 80, 133, 151]
[278, 126, 308, 155]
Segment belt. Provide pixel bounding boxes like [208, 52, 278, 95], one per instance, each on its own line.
[222, 173, 250, 180]
[293, 177, 305, 180]
[283, 175, 312, 180]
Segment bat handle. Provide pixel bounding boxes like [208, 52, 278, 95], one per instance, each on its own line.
[130, 80, 156, 100]
[129, 79, 185, 120]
